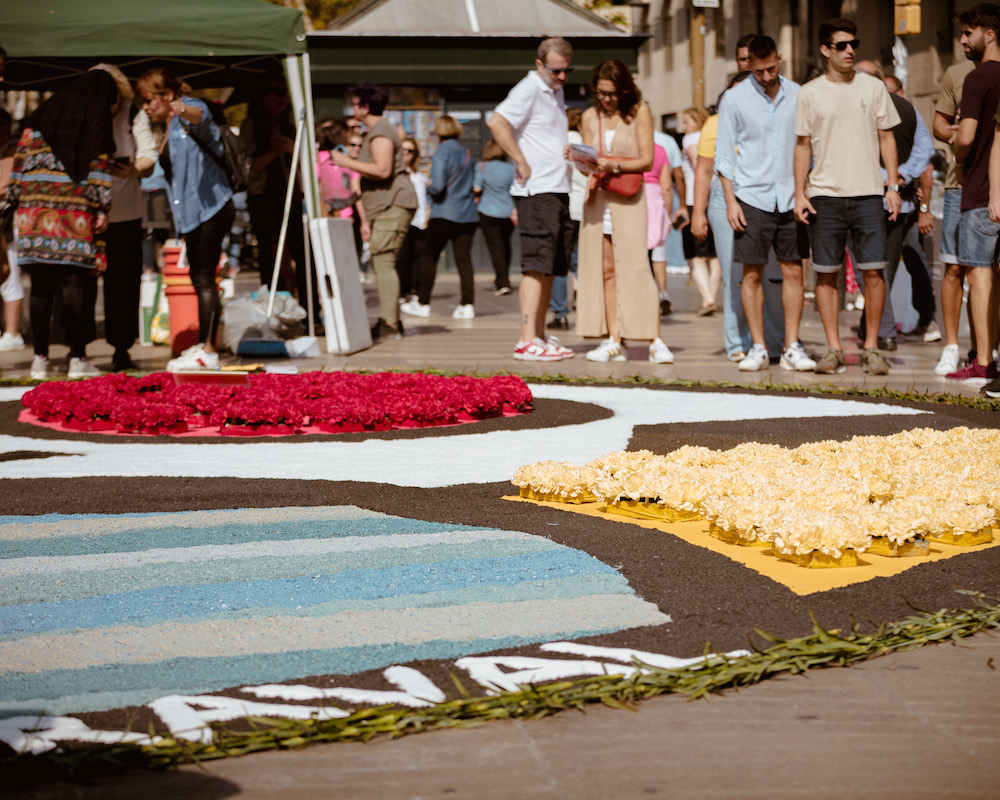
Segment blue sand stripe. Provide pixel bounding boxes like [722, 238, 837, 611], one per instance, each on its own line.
[0, 623, 642, 715]
[0, 574, 630, 642]
[1, 538, 560, 607]
[1, 550, 615, 636]
[0, 517, 488, 560]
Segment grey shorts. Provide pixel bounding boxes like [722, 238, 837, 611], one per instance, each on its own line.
[808, 195, 886, 274]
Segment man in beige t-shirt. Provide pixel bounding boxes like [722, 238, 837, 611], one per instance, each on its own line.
[794, 17, 901, 376]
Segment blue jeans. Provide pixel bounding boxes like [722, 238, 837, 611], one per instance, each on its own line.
[708, 179, 751, 356]
[549, 221, 579, 318]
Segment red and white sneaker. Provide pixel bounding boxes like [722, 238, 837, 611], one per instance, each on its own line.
[167, 343, 220, 372]
[544, 335, 575, 359]
[513, 338, 563, 361]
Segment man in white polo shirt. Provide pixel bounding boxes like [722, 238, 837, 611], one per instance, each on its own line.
[488, 37, 577, 361]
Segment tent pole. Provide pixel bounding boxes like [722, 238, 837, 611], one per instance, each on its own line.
[285, 52, 319, 331]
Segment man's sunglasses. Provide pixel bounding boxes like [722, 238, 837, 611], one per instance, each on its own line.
[541, 63, 574, 76]
[827, 39, 860, 51]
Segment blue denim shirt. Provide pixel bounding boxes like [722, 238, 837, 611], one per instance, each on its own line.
[428, 139, 477, 223]
[715, 75, 799, 213]
[164, 97, 233, 234]
[473, 159, 516, 219]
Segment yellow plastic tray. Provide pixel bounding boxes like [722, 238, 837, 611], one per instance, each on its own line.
[519, 487, 598, 505]
[770, 548, 861, 569]
[606, 499, 703, 523]
[868, 536, 930, 558]
[924, 527, 994, 547]
[708, 523, 771, 548]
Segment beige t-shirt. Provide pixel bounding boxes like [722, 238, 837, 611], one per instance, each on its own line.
[795, 71, 900, 198]
[936, 60, 976, 190]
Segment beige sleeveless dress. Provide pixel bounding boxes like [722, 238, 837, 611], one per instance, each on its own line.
[576, 106, 660, 341]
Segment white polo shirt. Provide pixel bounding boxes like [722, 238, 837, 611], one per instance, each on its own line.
[493, 71, 571, 197]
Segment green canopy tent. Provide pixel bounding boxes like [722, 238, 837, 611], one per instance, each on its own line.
[1, 0, 320, 217]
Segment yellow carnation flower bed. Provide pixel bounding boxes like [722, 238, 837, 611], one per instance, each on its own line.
[511, 427, 1000, 568]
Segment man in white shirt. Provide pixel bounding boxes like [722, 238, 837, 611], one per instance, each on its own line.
[488, 37, 576, 361]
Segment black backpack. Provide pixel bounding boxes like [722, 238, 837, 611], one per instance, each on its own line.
[181, 102, 252, 194]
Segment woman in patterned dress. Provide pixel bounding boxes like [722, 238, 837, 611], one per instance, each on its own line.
[6, 70, 116, 379]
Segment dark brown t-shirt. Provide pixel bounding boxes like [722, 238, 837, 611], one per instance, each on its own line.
[959, 60, 1000, 210]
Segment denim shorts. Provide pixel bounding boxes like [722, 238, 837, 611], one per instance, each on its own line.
[940, 188, 961, 265]
[808, 195, 887, 274]
[957, 206, 1000, 268]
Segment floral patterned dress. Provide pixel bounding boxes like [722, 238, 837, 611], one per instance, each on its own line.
[7, 128, 112, 270]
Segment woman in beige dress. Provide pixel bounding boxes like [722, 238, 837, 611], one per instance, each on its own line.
[575, 59, 672, 363]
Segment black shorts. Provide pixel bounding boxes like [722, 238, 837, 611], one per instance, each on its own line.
[732, 199, 809, 265]
[513, 193, 573, 277]
[682, 205, 716, 259]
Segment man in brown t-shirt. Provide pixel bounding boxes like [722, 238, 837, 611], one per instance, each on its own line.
[949, 4, 1000, 384]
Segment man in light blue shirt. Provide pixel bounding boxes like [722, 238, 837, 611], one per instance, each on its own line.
[715, 35, 815, 372]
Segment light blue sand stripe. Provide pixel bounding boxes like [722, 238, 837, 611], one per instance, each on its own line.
[0, 626, 643, 717]
[1, 573, 630, 641]
[0, 506, 389, 532]
[1, 537, 561, 606]
[1, 548, 615, 636]
[0, 516, 488, 559]
[0, 529, 539, 577]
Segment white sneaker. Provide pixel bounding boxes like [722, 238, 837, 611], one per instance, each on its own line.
[68, 357, 101, 378]
[923, 321, 942, 343]
[30, 355, 49, 380]
[934, 344, 961, 376]
[648, 338, 674, 364]
[738, 343, 770, 371]
[166, 343, 219, 372]
[0, 332, 25, 351]
[400, 299, 430, 318]
[513, 338, 562, 361]
[545, 335, 575, 358]
[452, 304, 475, 319]
[586, 338, 626, 362]
[779, 342, 817, 371]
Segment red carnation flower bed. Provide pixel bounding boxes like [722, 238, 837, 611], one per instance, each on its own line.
[19, 371, 533, 437]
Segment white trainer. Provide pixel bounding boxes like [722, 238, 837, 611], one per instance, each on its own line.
[30, 355, 49, 380]
[166, 343, 219, 372]
[513, 338, 562, 361]
[400, 299, 431, 318]
[738, 343, 770, 371]
[586, 338, 626, 362]
[544, 336, 575, 358]
[779, 342, 817, 371]
[0, 332, 25, 351]
[934, 344, 961, 376]
[68, 357, 101, 379]
[452, 304, 475, 319]
[648, 338, 674, 364]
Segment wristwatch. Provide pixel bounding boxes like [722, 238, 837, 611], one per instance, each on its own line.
[613, 162, 621, 174]
[919, 203, 930, 213]
[887, 184, 900, 193]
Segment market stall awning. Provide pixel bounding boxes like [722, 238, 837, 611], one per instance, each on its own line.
[1, 0, 307, 90]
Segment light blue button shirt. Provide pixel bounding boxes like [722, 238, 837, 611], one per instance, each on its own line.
[714, 75, 799, 214]
[164, 96, 233, 235]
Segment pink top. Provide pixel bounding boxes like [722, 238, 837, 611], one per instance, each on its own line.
[317, 150, 357, 219]
[643, 144, 669, 184]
